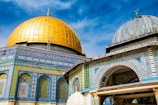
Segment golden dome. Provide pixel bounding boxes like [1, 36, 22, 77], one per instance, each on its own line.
[6, 16, 82, 54]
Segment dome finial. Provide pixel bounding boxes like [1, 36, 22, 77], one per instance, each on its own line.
[47, 8, 50, 16]
[135, 8, 139, 18]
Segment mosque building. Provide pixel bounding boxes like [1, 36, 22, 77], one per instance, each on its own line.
[1, 9, 158, 105]
[65, 13, 158, 105]
[0, 11, 87, 105]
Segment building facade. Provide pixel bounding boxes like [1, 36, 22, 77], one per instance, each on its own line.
[0, 13, 87, 105]
[1, 11, 158, 105]
[65, 15, 158, 105]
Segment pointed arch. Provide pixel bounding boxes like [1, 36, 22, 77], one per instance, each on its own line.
[57, 78, 68, 102]
[38, 75, 50, 99]
[0, 73, 7, 98]
[98, 64, 141, 88]
[72, 77, 80, 93]
[17, 73, 31, 98]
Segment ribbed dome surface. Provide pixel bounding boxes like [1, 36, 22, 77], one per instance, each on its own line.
[6, 16, 82, 54]
[112, 15, 158, 44]
[66, 91, 86, 105]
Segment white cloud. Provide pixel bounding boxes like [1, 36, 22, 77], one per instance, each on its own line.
[86, 31, 116, 57]
[4, 0, 77, 12]
[68, 17, 114, 57]
[69, 17, 99, 30]
[69, 16, 114, 39]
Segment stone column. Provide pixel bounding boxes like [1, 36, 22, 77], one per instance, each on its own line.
[153, 88, 158, 104]
[93, 94, 101, 105]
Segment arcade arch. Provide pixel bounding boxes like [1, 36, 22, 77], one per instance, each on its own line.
[96, 65, 157, 105]
[99, 65, 140, 88]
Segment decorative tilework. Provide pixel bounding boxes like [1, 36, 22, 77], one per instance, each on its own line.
[57, 78, 68, 102]
[16, 55, 74, 71]
[148, 48, 157, 76]
[97, 62, 143, 88]
[38, 76, 49, 99]
[0, 65, 13, 99]
[10, 65, 63, 98]
[153, 48, 158, 76]
[90, 65, 105, 89]
[31, 76, 37, 98]
[16, 46, 86, 64]
[51, 76, 56, 100]
[66, 49, 154, 93]
[69, 68, 82, 95]
[17, 83, 29, 98]
[135, 57, 141, 62]
[17, 73, 31, 98]
[0, 46, 16, 56]
[0, 74, 7, 98]
[83, 64, 89, 89]
[88, 50, 150, 89]
[6, 45, 87, 100]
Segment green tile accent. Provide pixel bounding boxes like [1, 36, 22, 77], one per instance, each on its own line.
[84, 64, 89, 88]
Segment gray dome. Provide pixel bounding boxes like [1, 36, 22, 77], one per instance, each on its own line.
[112, 15, 158, 44]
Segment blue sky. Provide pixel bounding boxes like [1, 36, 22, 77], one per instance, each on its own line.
[0, 0, 158, 57]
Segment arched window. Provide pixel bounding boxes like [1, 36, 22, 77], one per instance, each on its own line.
[17, 73, 30, 98]
[72, 78, 80, 93]
[57, 79, 67, 102]
[38, 76, 49, 99]
[0, 73, 7, 98]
